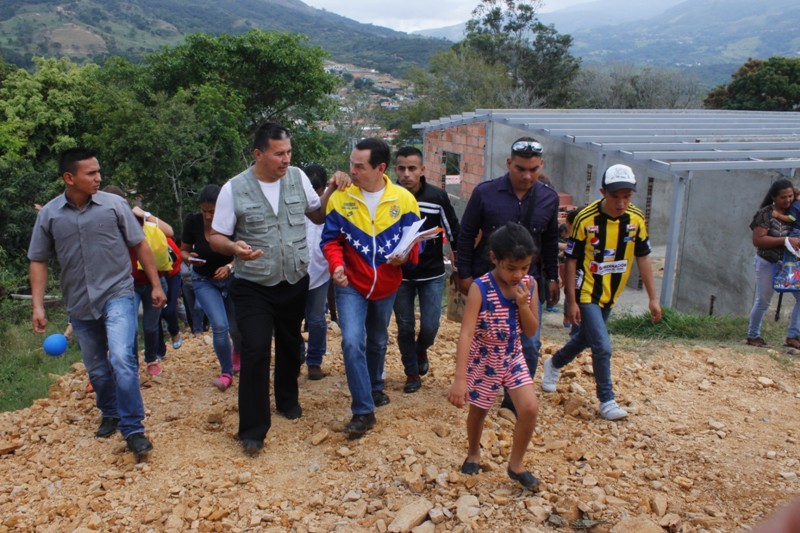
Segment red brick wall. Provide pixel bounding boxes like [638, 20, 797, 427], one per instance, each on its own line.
[423, 123, 487, 200]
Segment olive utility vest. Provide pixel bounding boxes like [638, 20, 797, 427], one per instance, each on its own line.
[230, 166, 309, 286]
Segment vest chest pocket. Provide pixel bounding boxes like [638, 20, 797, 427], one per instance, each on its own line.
[244, 211, 275, 233]
[286, 201, 306, 226]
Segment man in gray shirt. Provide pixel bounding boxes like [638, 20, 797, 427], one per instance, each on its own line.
[28, 148, 166, 457]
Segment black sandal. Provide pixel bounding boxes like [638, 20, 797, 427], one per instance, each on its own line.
[460, 459, 480, 475]
[507, 467, 540, 489]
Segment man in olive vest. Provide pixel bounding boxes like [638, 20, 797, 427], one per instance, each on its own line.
[209, 122, 343, 455]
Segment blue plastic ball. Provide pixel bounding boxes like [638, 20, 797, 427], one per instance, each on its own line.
[43, 333, 68, 357]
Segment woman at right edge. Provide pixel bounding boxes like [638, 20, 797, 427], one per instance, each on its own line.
[747, 179, 800, 349]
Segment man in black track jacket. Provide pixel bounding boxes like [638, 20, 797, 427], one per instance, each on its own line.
[393, 146, 460, 393]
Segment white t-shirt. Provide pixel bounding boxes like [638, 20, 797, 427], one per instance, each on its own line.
[361, 188, 385, 220]
[212, 168, 321, 236]
[305, 221, 330, 290]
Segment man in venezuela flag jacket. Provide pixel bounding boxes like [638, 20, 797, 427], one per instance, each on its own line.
[321, 138, 421, 438]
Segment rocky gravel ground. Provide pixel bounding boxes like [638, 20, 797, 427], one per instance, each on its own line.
[1, 314, 800, 532]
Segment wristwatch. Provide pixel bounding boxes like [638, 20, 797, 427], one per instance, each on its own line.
[143, 211, 152, 220]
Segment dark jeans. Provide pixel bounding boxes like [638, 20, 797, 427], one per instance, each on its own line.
[157, 272, 182, 357]
[232, 276, 308, 442]
[393, 276, 445, 376]
[302, 280, 329, 366]
[133, 277, 167, 363]
[181, 272, 206, 334]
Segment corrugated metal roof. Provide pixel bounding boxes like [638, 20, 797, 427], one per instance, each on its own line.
[414, 109, 800, 175]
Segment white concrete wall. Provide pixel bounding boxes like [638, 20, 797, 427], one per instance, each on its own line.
[675, 169, 792, 315]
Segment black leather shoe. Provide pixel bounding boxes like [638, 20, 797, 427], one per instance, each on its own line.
[417, 350, 429, 376]
[242, 439, 264, 456]
[372, 390, 390, 407]
[125, 433, 153, 455]
[507, 467, 540, 489]
[96, 417, 120, 438]
[345, 412, 376, 438]
[279, 404, 303, 420]
[403, 375, 422, 393]
[307, 365, 325, 380]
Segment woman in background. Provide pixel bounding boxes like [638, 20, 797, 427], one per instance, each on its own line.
[181, 184, 241, 390]
[747, 179, 800, 348]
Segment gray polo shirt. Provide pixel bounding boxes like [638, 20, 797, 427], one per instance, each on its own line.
[28, 190, 144, 320]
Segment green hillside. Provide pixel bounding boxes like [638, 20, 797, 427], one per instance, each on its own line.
[0, 0, 451, 76]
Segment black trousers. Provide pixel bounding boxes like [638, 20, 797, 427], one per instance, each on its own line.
[232, 276, 308, 442]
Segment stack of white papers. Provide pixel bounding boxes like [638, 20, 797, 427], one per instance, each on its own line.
[386, 217, 442, 259]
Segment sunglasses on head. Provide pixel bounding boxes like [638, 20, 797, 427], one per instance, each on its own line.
[511, 140, 543, 155]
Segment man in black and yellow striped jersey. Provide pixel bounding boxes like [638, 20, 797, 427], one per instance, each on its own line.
[541, 164, 662, 420]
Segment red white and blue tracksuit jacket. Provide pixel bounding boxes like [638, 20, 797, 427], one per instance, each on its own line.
[321, 175, 421, 300]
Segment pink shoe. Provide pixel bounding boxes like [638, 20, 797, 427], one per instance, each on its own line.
[146, 361, 162, 376]
[232, 351, 241, 374]
[212, 373, 233, 391]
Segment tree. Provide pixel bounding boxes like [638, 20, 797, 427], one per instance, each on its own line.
[461, 0, 580, 107]
[0, 161, 58, 280]
[704, 57, 800, 111]
[143, 30, 339, 130]
[386, 48, 519, 143]
[0, 54, 16, 85]
[82, 80, 246, 227]
[0, 57, 98, 165]
[573, 64, 703, 109]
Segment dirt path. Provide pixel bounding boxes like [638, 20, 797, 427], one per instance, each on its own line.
[1, 316, 799, 532]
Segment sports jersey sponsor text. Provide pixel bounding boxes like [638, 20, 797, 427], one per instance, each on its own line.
[589, 259, 628, 275]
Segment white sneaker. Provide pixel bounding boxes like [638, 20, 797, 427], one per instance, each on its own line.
[599, 400, 628, 421]
[541, 358, 561, 393]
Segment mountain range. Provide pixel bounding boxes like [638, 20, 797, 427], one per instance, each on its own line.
[0, 0, 450, 76]
[2, 0, 798, 83]
[416, 0, 800, 76]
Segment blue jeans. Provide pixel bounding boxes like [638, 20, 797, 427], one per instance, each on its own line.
[551, 303, 614, 403]
[181, 272, 206, 334]
[303, 280, 329, 366]
[157, 272, 182, 357]
[335, 284, 397, 415]
[133, 277, 167, 364]
[393, 276, 445, 376]
[748, 255, 800, 339]
[71, 295, 145, 438]
[193, 272, 240, 375]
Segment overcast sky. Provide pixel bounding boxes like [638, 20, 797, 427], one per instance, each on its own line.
[303, 0, 593, 33]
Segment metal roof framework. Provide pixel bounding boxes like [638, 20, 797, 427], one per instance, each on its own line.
[414, 109, 800, 307]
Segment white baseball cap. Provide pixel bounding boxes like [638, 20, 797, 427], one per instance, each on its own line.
[602, 165, 636, 192]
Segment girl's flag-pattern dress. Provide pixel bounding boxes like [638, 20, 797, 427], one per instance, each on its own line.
[465, 272, 534, 409]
